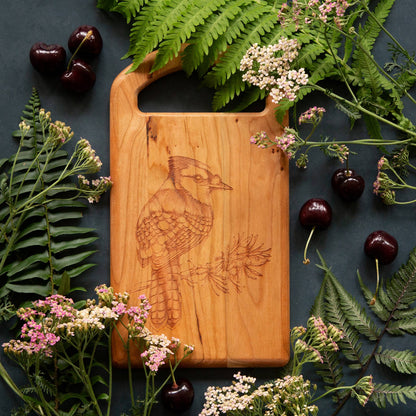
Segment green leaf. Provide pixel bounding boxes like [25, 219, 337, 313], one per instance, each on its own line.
[317, 252, 381, 341]
[5, 251, 50, 277]
[5, 283, 51, 296]
[58, 271, 71, 296]
[0, 89, 101, 303]
[375, 347, 416, 374]
[49, 225, 96, 237]
[51, 236, 98, 254]
[357, 270, 391, 321]
[387, 318, 416, 335]
[371, 383, 416, 408]
[52, 251, 97, 271]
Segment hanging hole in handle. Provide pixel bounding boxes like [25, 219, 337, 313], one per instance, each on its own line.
[137, 70, 265, 113]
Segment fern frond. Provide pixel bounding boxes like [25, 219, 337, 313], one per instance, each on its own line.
[325, 276, 364, 366]
[203, 7, 277, 88]
[371, 383, 416, 408]
[317, 254, 381, 341]
[357, 271, 391, 321]
[314, 348, 344, 400]
[111, 0, 149, 23]
[122, 0, 166, 65]
[0, 89, 99, 301]
[211, 73, 248, 111]
[181, 0, 247, 74]
[152, 0, 228, 71]
[388, 247, 416, 305]
[359, 0, 396, 51]
[194, 1, 269, 78]
[387, 318, 416, 335]
[374, 347, 416, 374]
[96, 0, 118, 11]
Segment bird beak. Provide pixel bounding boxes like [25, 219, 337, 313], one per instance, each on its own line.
[209, 175, 233, 191]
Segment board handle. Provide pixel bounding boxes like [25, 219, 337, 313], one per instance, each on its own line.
[110, 48, 277, 116]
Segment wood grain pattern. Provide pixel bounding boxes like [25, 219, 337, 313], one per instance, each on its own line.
[110, 50, 290, 367]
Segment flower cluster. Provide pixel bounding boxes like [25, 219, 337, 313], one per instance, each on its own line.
[292, 315, 344, 366]
[278, 0, 351, 29]
[248, 106, 352, 168]
[78, 174, 113, 203]
[75, 138, 103, 173]
[1, 285, 194, 416]
[48, 120, 74, 146]
[240, 38, 309, 103]
[351, 376, 375, 406]
[3, 286, 156, 361]
[199, 372, 318, 416]
[372, 149, 416, 205]
[299, 106, 326, 125]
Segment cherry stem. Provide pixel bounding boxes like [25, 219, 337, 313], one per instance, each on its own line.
[66, 30, 93, 70]
[303, 226, 316, 264]
[370, 258, 380, 305]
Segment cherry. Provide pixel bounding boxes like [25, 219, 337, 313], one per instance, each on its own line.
[60, 59, 96, 93]
[161, 378, 194, 412]
[60, 30, 97, 93]
[29, 42, 66, 75]
[364, 230, 398, 304]
[68, 25, 103, 57]
[299, 198, 332, 264]
[331, 168, 365, 201]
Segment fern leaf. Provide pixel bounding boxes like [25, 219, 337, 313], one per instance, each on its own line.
[123, 0, 166, 65]
[211, 73, 247, 110]
[0, 89, 100, 301]
[96, 0, 118, 11]
[203, 8, 277, 88]
[357, 270, 391, 321]
[371, 383, 416, 408]
[314, 348, 344, 400]
[310, 270, 328, 319]
[152, 0, 228, 71]
[386, 247, 416, 308]
[361, 0, 396, 51]
[387, 318, 416, 335]
[375, 347, 416, 374]
[181, 0, 246, 74]
[317, 254, 381, 341]
[111, 0, 149, 23]
[325, 276, 364, 366]
[194, 1, 268, 77]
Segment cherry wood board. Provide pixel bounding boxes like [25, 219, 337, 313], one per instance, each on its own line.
[109, 50, 290, 368]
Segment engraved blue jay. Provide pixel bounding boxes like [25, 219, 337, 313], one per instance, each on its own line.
[136, 156, 232, 328]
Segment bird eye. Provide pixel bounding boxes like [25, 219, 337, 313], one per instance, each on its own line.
[193, 174, 203, 182]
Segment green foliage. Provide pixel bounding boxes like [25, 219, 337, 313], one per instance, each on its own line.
[313, 248, 416, 412]
[96, 0, 286, 109]
[372, 383, 416, 408]
[95, 0, 416, 159]
[0, 89, 106, 307]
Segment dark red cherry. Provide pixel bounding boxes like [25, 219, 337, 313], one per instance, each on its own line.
[364, 230, 398, 265]
[331, 168, 365, 201]
[68, 25, 103, 57]
[161, 378, 194, 412]
[299, 198, 332, 264]
[29, 42, 66, 75]
[60, 59, 96, 93]
[364, 230, 398, 305]
[299, 198, 332, 229]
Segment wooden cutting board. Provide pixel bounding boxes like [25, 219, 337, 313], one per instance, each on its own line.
[109, 50, 290, 368]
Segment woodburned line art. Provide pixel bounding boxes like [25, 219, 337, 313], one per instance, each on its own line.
[136, 156, 271, 329]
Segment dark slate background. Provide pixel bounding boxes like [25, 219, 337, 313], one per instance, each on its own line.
[1, 1, 416, 415]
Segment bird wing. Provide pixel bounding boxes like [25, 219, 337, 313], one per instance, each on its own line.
[136, 188, 213, 268]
